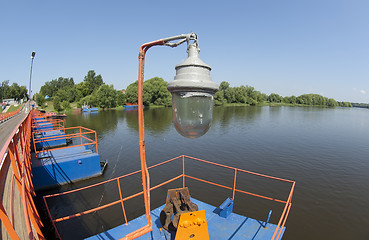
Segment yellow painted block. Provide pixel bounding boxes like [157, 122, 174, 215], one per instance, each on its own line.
[175, 210, 209, 240]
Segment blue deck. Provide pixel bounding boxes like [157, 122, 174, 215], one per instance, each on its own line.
[33, 122, 54, 131]
[85, 198, 284, 240]
[34, 130, 67, 149]
[31, 146, 102, 190]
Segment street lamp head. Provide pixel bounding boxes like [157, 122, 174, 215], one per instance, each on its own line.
[31, 51, 36, 59]
[167, 43, 218, 138]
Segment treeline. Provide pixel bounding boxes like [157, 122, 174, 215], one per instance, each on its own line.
[36, 72, 353, 112]
[214, 81, 351, 107]
[351, 103, 369, 108]
[1, 80, 28, 100]
[35, 70, 125, 111]
[36, 71, 172, 112]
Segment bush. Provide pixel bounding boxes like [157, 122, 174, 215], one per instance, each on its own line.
[53, 96, 62, 112]
[62, 100, 70, 110]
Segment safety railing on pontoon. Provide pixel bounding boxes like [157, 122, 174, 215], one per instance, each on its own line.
[31, 118, 65, 132]
[33, 126, 99, 156]
[43, 155, 294, 240]
[0, 109, 45, 239]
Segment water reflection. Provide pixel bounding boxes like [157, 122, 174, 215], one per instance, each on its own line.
[213, 105, 263, 127]
[125, 108, 172, 136]
[68, 106, 266, 138]
[66, 110, 121, 136]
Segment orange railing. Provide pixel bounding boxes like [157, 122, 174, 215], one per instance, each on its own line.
[43, 155, 294, 240]
[0, 103, 24, 122]
[32, 126, 99, 155]
[31, 118, 65, 132]
[0, 109, 45, 239]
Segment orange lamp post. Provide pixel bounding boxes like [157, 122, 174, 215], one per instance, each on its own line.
[128, 33, 218, 239]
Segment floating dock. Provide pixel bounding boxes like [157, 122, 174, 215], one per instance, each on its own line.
[86, 198, 284, 240]
[82, 107, 98, 112]
[32, 145, 103, 190]
[30, 112, 107, 191]
[123, 104, 144, 110]
[43, 155, 294, 240]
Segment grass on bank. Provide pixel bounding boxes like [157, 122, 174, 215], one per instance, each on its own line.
[38, 101, 78, 113]
[7, 105, 22, 112]
[1, 104, 22, 113]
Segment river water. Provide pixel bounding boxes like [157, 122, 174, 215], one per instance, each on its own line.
[43, 106, 369, 240]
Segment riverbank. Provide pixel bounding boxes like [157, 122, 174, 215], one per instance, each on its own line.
[38, 100, 350, 114]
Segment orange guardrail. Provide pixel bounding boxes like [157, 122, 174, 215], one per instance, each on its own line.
[0, 103, 24, 122]
[31, 118, 65, 131]
[43, 155, 294, 240]
[0, 109, 45, 239]
[32, 126, 99, 155]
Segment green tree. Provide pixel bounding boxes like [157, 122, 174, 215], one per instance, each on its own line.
[18, 85, 28, 100]
[56, 89, 68, 102]
[1, 81, 28, 100]
[53, 96, 62, 112]
[79, 92, 98, 108]
[81, 70, 104, 96]
[224, 87, 236, 103]
[40, 77, 75, 97]
[327, 98, 337, 107]
[214, 90, 226, 106]
[339, 101, 352, 107]
[116, 91, 126, 106]
[257, 92, 268, 103]
[35, 93, 45, 107]
[96, 84, 117, 109]
[143, 77, 172, 106]
[219, 81, 230, 92]
[1, 80, 10, 100]
[125, 81, 138, 104]
[62, 100, 70, 110]
[8, 83, 20, 100]
[267, 93, 283, 103]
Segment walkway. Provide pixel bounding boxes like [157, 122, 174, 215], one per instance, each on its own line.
[0, 103, 29, 151]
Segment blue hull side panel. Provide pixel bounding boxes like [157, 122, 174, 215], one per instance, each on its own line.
[85, 198, 285, 240]
[31, 146, 102, 190]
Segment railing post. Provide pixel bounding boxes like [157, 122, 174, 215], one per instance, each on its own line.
[95, 131, 99, 154]
[117, 178, 128, 225]
[79, 127, 82, 145]
[182, 155, 185, 188]
[232, 169, 237, 200]
[0, 202, 20, 240]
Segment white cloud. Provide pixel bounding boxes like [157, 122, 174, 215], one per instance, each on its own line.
[360, 89, 366, 95]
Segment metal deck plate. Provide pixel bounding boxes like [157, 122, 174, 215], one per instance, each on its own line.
[85, 198, 285, 240]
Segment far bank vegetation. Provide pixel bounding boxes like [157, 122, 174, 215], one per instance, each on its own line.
[34, 70, 352, 112]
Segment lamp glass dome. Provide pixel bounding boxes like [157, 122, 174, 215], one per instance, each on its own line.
[172, 91, 214, 138]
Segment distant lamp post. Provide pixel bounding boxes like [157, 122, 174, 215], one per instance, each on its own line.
[28, 51, 36, 100]
[128, 33, 218, 239]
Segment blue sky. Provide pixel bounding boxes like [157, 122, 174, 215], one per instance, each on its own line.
[1, 0, 368, 103]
